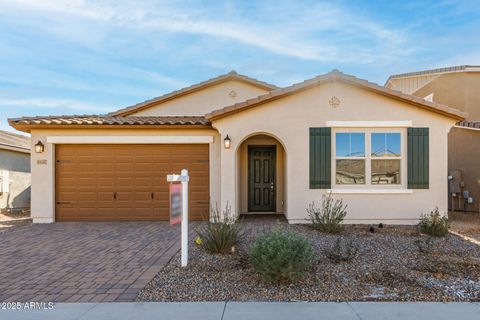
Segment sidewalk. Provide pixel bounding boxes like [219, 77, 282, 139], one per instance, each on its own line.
[1, 301, 479, 320]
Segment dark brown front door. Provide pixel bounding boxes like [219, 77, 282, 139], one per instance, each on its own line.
[248, 146, 276, 212]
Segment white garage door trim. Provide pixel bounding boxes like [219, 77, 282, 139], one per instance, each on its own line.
[47, 135, 214, 144]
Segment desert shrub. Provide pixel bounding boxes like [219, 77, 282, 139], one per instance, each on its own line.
[418, 207, 449, 237]
[250, 228, 313, 282]
[324, 238, 359, 263]
[195, 203, 243, 254]
[307, 193, 347, 233]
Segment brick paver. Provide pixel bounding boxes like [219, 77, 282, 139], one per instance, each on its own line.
[0, 222, 181, 302]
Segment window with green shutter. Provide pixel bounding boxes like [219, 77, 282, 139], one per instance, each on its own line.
[310, 127, 331, 189]
[407, 128, 429, 189]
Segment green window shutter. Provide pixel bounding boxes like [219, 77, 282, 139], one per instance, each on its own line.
[407, 128, 429, 189]
[310, 127, 331, 189]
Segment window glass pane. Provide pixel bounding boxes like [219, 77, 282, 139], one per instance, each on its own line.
[371, 159, 401, 184]
[336, 159, 365, 184]
[336, 133, 365, 157]
[371, 133, 401, 157]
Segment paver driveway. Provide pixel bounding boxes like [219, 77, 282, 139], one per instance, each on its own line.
[0, 222, 181, 302]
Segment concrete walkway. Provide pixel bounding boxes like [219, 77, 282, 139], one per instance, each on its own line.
[1, 302, 479, 320]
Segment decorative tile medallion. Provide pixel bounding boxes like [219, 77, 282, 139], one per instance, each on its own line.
[329, 96, 341, 108]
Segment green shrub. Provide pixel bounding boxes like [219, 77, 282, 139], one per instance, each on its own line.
[324, 238, 358, 263]
[418, 207, 449, 237]
[195, 203, 243, 254]
[307, 193, 347, 233]
[250, 228, 313, 282]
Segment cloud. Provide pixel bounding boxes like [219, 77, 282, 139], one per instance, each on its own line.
[0, 0, 411, 63]
[0, 98, 113, 113]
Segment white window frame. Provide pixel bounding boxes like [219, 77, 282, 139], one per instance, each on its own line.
[332, 128, 407, 191]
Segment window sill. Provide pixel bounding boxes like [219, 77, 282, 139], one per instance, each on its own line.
[327, 189, 413, 194]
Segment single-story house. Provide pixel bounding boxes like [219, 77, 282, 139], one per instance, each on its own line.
[0, 130, 31, 213]
[386, 65, 480, 213]
[9, 70, 466, 224]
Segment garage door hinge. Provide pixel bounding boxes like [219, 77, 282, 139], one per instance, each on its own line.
[56, 201, 71, 205]
[56, 160, 72, 163]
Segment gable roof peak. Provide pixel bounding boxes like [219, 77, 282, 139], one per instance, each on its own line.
[328, 69, 342, 75]
[206, 70, 466, 121]
[108, 70, 278, 116]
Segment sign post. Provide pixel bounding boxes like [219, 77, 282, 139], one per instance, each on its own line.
[167, 169, 189, 267]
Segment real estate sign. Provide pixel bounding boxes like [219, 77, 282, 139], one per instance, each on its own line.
[169, 182, 183, 225]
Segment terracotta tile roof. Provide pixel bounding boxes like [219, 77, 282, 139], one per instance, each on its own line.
[0, 130, 30, 153]
[386, 65, 480, 82]
[108, 70, 279, 117]
[457, 121, 480, 129]
[206, 70, 467, 121]
[8, 115, 211, 132]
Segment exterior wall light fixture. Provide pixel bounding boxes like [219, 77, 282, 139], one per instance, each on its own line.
[34, 141, 45, 153]
[224, 135, 231, 149]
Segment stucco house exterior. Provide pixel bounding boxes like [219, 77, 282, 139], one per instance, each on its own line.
[0, 130, 31, 213]
[9, 70, 465, 224]
[386, 66, 480, 213]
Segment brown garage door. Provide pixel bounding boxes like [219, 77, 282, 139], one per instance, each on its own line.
[55, 144, 209, 221]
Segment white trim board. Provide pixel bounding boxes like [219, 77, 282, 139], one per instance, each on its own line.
[326, 121, 412, 128]
[454, 125, 480, 132]
[328, 189, 413, 194]
[0, 144, 30, 154]
[46, 135, 214, 144]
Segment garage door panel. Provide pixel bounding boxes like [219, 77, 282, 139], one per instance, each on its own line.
[56, 144, 209, 221]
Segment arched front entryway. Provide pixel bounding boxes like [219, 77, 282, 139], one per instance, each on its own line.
[236, 133, 286, 217]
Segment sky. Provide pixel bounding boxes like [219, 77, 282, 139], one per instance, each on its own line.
[1, 0, 479, 134]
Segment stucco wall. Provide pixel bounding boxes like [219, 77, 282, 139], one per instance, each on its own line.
[448, 126, 480, 212]
[413, 73, 466, 113]
[406, 72, 480, 121]
[130, 80, 269, 116]
[0, 149, 31, 210]
[29, 128, 220, 223]
[213, 81, 456, 224]
[466, 73, 480, 120]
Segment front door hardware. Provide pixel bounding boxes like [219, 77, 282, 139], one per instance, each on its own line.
[151, 192, 154, 199]
[113, 192, 117, 200]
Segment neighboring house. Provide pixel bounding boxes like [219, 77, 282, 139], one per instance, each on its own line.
[0, 130, 31, 213]
[386, 66, 480, 213]
[9, 70, 465, 224]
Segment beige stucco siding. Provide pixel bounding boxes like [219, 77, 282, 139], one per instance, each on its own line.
[29, 128, 220, 223]
[390, 71, 480, 120]
[466, 73, 480, 120]
[0, 149, 31, 210]
[448, 126, 480, 212]
[213, 82, 456, 223]
[131, 80, 269, 117]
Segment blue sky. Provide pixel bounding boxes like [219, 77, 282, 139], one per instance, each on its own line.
[1, 0, 479, 133]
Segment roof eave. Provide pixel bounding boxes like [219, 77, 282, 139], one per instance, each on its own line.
[0, 143, 30, 154]
[8, 123, 213, 134]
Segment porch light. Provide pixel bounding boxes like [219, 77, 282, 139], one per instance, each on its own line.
[34, 141, 45, 153]
[224, 135, 231, 149]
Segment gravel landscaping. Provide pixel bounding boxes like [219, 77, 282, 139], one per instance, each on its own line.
[137, 220, 480, 302]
